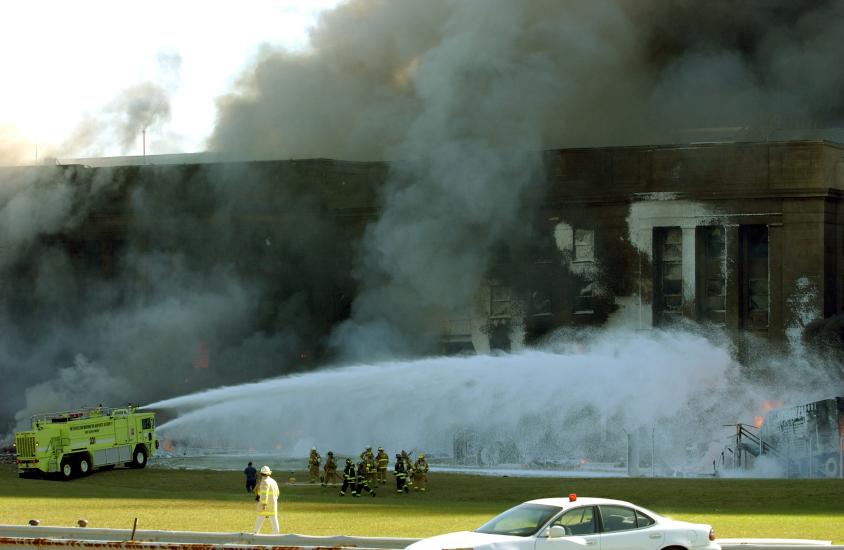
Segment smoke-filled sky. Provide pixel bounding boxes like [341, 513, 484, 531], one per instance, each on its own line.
[2, 0, 844, 446]
[0, 0, 342, 162]
[2, 0, 844, 165]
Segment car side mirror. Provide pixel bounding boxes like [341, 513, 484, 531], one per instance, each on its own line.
[548, 526, 568, 539]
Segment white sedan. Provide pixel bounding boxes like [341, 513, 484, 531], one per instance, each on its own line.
[406, 496, 720, 550]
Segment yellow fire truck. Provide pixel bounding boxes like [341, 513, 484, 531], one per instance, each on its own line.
[15, 405, 158, 480]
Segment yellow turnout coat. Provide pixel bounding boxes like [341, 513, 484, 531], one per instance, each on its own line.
[256, 476, 280, 516]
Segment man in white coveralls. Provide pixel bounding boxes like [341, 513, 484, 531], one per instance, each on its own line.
[254, 465, 280, 534]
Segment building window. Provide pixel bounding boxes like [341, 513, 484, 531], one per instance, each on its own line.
[571, 228, 596, 314]
[741, 225, 769, 330]
[489, 284, 511, 319]
[443, 310, 473, 355]
[573, 229, 594, 262]
[700, 226, 726, 324]
[654, 227, 682, 325]
[530, 287, 552, 317]
[534, 234, 556, 264]
[574, 281, 594, 314]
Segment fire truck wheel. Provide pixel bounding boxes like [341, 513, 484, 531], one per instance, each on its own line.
[131, 446, 148, 469]
[60, 459, 74, 480]
[78, 455, 92, 476]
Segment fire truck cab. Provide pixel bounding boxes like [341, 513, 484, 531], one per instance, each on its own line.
[15, 405, 157, 480]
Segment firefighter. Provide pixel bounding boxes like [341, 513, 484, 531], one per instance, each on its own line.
[393, 453, 408, 493]
[308, 447, 321, 483]
[322, 451, 337, 486]
[357, 457, 376, 496]
[339, 458, 357, 497]
[413, 454, 429, 492]
[375, 447, 389, 485]
[401, 450, 414, 490]
[366, 453, 377, 487]
[244, 461, 258, 493]
[254, 466, 280, 534]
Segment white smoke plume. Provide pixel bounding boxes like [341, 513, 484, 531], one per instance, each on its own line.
[210, 0, 844, 359]
[0, 125, 31, 166]
[63, 82, 173, 157]
[109, 82, 172, 152]
[4, 0, 844, 456]
[0, 166, 89, 268]
[0, 161, 351, 435]
[15, 355, 129, 426]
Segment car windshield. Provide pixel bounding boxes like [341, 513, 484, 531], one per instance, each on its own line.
[475, 503, 562, 537]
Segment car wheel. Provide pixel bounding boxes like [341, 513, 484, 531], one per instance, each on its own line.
[60, 459, 74, 480]
[131, 446, 148, 468]
[78, 455, 92, 476]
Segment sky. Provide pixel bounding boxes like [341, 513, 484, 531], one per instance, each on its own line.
[0, 0, 342, 161]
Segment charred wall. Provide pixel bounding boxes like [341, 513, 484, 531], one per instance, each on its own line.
[1, 139, 842, 432]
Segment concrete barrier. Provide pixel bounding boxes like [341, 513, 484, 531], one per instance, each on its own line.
[1, 525, 842, 550]
[0, 526, 418, 550]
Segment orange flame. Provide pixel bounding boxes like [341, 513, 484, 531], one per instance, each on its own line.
[755, 400, 784, 428]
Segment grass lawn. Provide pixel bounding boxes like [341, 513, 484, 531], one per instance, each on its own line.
[0, 464, 842, 543]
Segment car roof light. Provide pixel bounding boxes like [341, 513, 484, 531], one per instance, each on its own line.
[568, 494, 577, 502]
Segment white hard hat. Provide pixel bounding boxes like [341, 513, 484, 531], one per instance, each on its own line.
[260, 465, 272, 475]
[311, 447, 316, 451]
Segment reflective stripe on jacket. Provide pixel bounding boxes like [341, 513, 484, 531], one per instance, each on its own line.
[256, 477, 280, 516]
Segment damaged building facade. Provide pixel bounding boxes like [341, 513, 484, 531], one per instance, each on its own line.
[4, 139, 844, 365]
[467, 139, 844, 357]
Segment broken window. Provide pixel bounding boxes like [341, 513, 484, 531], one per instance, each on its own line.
[700, 226, 726, 324]
[740, 225, 769, 330]
[530, 287, 552, 316]
[489, 284, 511, 319]
[571, 228, 596, 315]
[573, 229, 594, 262]
[574, 281, 594, 314]
[488, 322, 511, 352]
[654, 227, 683, 325]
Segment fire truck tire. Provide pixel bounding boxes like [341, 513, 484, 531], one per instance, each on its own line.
[60, 459, 74, 480]
[131, 446, 148, 468]
[823, 457, 839, 477]
[78, 454, 92, 476]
